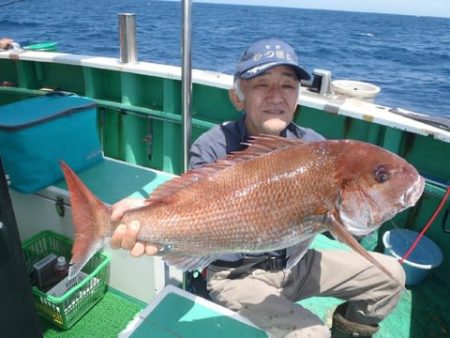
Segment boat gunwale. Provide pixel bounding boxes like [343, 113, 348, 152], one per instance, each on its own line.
[1, 49, 450, 143]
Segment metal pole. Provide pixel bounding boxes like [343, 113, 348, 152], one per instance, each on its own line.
[181, 0, 193, 292]
[181, 0, 192, 173]
[119, 13, 137, 64]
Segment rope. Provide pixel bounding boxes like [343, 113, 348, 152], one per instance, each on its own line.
[399, 185, 450, 264]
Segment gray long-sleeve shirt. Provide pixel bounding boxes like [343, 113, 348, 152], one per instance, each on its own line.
[188, 114, 325, 267]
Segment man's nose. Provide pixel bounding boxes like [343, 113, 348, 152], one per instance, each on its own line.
[266, 85, 283, 103]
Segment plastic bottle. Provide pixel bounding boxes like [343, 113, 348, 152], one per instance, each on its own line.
[54, 256, 69, 280]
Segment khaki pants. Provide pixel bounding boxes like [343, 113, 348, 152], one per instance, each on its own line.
[206, 249, 405, 338]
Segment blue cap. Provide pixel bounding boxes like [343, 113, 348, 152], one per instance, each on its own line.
[234, 38, 310, 81]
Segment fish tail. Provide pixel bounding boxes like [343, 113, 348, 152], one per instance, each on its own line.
[330, 219, 406, 291]
[60, 161, 111, 279]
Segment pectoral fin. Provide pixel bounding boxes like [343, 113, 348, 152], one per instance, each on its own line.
[162, 252, 219, 272]
[329, 212, 405, 290]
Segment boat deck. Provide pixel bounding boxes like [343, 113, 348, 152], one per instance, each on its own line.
[39, 235, 449, 337]
[13, 158, 449, 338]
[303, 236, 449, 338]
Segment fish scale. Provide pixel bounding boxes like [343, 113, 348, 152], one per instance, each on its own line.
[130, 146, 330, 249]
[61, 135, 424, 286]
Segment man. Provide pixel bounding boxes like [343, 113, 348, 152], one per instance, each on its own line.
[110, 38, 405, 338]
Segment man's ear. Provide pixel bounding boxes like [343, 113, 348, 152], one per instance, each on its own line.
[228, 89, 244, 111]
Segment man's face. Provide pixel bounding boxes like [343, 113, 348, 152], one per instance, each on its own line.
[240, 65, 300, 136]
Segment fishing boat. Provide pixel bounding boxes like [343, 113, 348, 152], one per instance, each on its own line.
[0, 9, 449, 338]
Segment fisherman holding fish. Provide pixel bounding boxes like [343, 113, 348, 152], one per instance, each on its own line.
[103, 39, 415, 337]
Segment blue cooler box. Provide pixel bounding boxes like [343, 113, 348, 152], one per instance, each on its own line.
[0, 93, 103, 193]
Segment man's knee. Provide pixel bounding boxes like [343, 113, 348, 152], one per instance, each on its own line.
[344, 253, 406, 325]
[375, 253, 406, 292]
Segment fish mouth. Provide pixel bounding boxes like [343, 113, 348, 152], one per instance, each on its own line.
[402, 175, 425, 207]
[376, 175, 425, 226]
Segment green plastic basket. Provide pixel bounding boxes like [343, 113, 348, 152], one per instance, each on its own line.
[22, 230, 110, 330]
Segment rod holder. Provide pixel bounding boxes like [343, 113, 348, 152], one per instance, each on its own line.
[311, 69, 332, 96]
[119, 13, 137, 64]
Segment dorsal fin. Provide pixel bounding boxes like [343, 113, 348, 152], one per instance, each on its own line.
[147, 168, 207, 202]
[148, 135, 302, 203]
[240, 135, 300, 155]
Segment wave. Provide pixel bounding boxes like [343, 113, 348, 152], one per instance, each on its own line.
[0, 0, 449, 117]
[354, 32, 374, 37]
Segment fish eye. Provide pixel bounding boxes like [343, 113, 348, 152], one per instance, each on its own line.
[374, 166, 390, 183]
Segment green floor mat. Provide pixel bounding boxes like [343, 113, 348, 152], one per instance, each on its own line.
[298, 272, 449, 338]
[42, 289, 144, 337]
[40, 234, 449, 337]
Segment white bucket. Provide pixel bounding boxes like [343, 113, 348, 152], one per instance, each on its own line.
[382, 229, 443, 286]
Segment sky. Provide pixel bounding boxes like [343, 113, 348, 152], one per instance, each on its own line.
[191, 0, 450, 19]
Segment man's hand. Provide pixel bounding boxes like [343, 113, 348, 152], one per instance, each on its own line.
[0, 38, 14, 49]
[110, 198, 161, 257]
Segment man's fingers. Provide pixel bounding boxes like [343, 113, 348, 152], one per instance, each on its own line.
[110, 218, 160, 256]
[111, 200, 134, 221]
[131, 242, 162, 257]
[145, 244, 161, 256]
[110, 224, 127, 249]
[121, 220, 140, 250]
[111, 198, 149, 221]
[130, 241, 145, 257]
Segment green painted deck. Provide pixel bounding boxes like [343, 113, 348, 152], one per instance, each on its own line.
[38, 158, 449, 337]
[302, 236, 450, 338]
[39, 234, 449, 337]
[26, 131, 450, 338]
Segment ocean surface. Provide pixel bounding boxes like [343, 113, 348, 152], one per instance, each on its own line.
[1, 0, 449, 118]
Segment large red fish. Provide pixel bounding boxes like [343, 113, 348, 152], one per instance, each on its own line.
[61, 136, 424, 284]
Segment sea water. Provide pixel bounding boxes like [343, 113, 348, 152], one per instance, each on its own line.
[1, 0, 449, 118]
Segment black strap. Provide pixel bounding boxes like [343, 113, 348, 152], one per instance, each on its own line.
[212, 255, 287, 279]
[227, 257, 267, 279]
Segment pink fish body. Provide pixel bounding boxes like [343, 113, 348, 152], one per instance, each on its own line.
[61, 136, 424, 283]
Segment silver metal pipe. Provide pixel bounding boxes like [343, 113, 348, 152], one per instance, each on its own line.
[119, 13, 137, 64]
[181, 0, 193, 173]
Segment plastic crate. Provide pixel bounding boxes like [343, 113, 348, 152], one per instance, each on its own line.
[22, 230, 110, 329]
